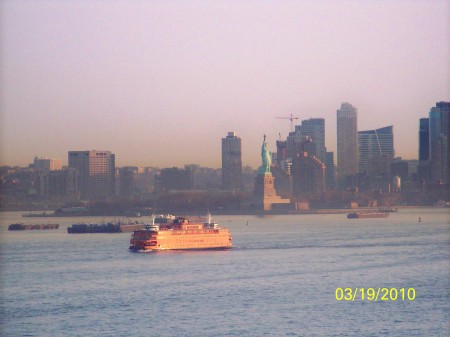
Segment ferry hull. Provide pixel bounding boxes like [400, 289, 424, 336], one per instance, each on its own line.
[129, 230, 232, 251]
[131, 246, 232, 252]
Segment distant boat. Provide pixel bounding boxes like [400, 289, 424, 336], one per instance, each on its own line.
[347, 212, 389, 219]
[154, 214, 176, 223]
[378, 207, 398, 213]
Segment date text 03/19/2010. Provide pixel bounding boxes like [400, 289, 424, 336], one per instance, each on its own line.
[335, 288, 416, 301]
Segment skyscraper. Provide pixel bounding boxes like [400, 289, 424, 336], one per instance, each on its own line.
[419, 118, 430, 161]
[68, 150, 115, 199]
[221, 132, 242, 190]
[358, 126, 394, 175]
[337, 103, 358, 180]
[429, 101, 450, 184]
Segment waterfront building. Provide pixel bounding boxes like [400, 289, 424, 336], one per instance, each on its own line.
[155, 167, 193, 192]
[68, 150, 115, 199]
[133, 167, 159, 194]
[358, 126, 394, 175]
[291, 156, 325, 197]
[405, 160, 419, 177]
[118, 166, 139, 198]
[39, 168, 79, 201]
[390, 160, 409, 182]
[33, 157, 62, 171]
[429, 101, 450, 184]
[221, 132, 242, 190]
[291, 137, 325, 196]
[337, 102, 358, 180]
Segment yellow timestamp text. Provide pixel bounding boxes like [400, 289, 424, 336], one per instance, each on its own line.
[335, 287, 416, 301]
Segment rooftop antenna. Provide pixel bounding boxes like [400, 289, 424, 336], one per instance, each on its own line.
[275, 113, 299, 132]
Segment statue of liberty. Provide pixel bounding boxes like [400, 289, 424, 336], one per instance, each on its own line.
[258, 134, 272, 174]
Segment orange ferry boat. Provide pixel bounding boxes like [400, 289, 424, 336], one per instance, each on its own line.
[129, 215, 232, 252]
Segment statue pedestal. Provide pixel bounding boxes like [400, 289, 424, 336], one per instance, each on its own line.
[253, 173, 291, 211]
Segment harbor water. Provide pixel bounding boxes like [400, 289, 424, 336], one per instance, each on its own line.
[1, 208, 449, 336]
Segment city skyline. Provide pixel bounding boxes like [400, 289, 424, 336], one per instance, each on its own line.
[1, 1, 449, 168]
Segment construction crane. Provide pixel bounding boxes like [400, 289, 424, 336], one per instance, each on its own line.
[275, 113, 299, 132]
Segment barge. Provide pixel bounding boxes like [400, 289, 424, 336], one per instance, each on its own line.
[67, 222, 146, 233]
[8, 223, 59, 230]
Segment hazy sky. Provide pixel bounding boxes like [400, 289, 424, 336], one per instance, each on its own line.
[1, 0, 449, 169]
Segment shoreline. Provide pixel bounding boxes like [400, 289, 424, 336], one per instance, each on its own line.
[2, 205, 445, 218]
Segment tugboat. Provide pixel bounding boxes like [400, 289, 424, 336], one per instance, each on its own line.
[129, 215, 232, 252]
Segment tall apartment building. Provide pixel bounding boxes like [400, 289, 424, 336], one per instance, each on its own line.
[68, 150, 115, 199]
[337, 103, 358, 180]
[429, 101, 450, 184]
[221, 132, 242, 190]
[358, 126, 394, 175]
